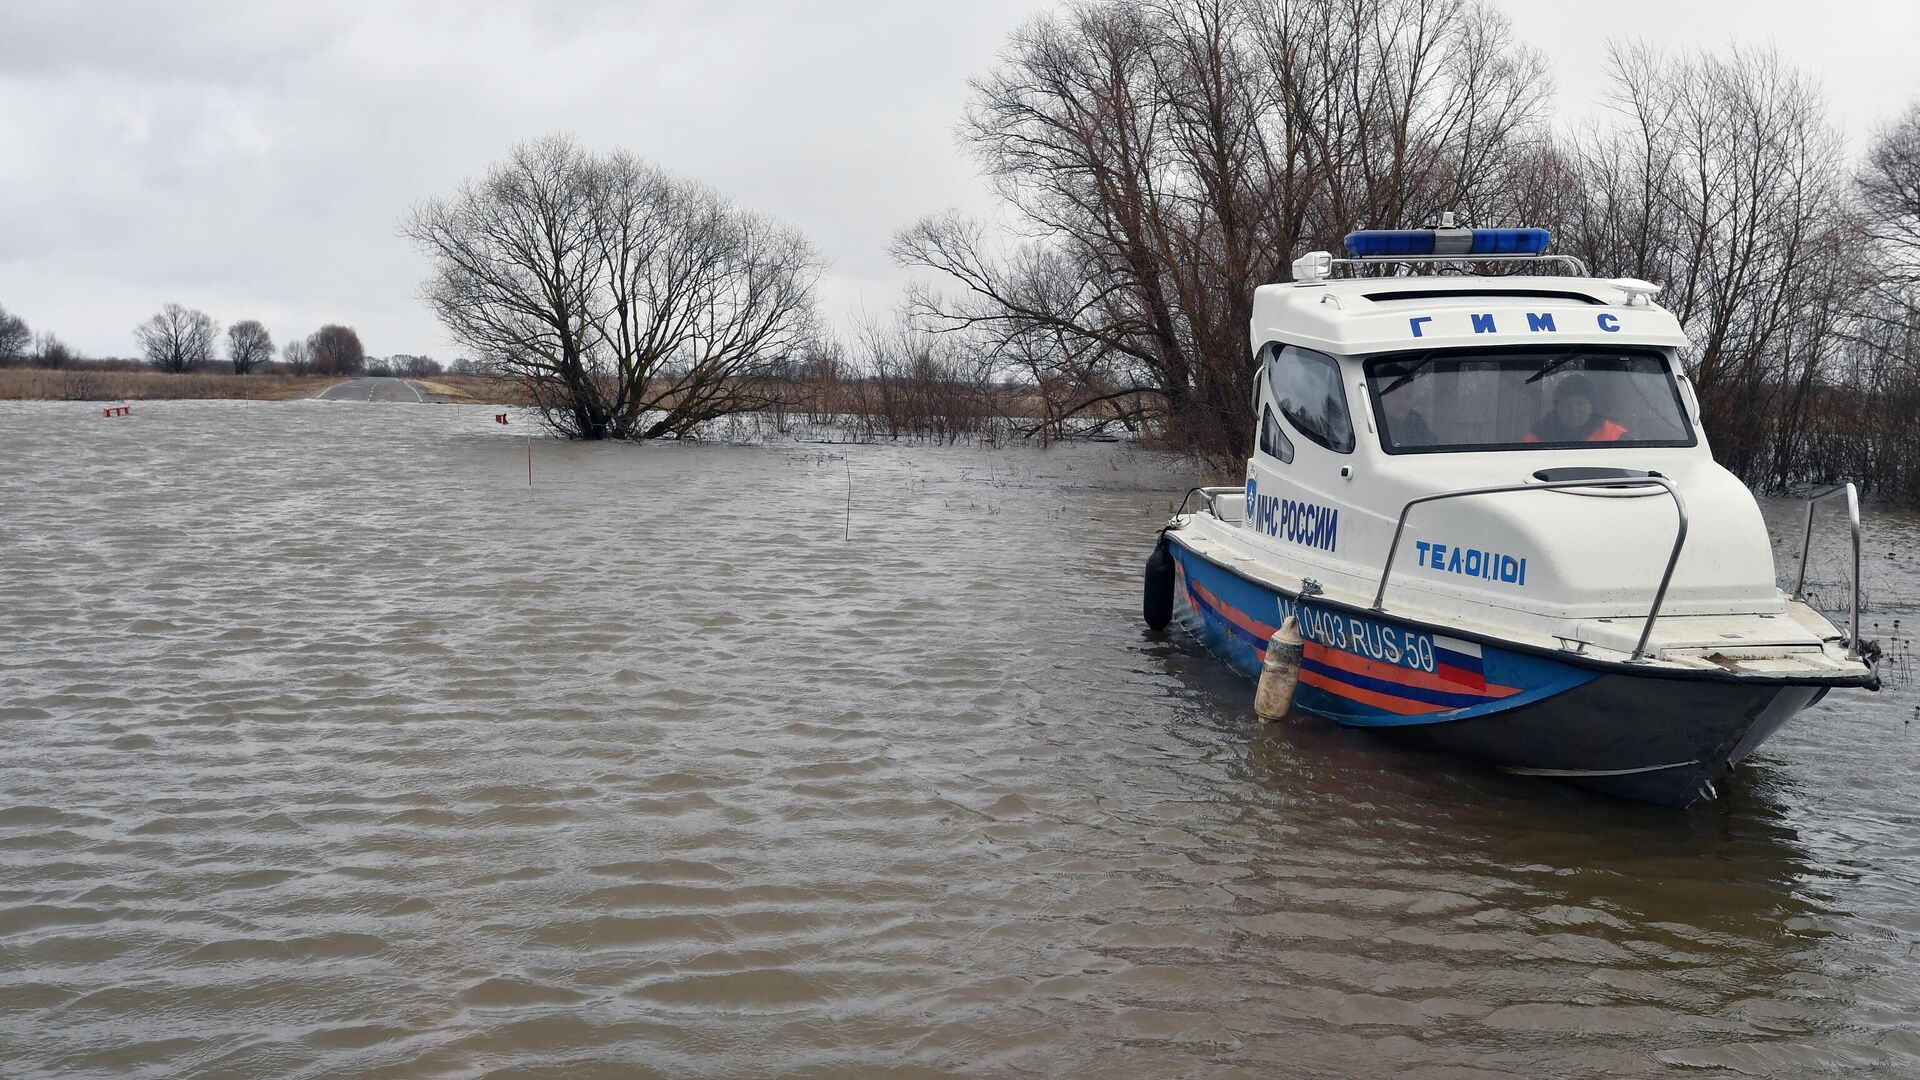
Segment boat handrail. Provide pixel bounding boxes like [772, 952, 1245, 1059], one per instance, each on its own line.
[1329, 253, 1591, 277]
[1371, 477, 1688, 662]
[1790, 482, 1863, 662]
[1176, 486, 1247, 521]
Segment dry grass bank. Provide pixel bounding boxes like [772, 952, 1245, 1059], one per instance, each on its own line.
[410, 375, 531, 405]
[0, 369, 339, 401]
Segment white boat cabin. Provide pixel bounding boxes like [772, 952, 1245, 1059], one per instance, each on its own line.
[1186, 238, 1858, 675]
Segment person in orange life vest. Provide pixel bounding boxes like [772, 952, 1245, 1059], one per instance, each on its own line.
[1524, 374, 1627, 443]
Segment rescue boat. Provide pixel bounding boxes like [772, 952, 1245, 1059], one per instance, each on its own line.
[1144, 223, 1878, 806]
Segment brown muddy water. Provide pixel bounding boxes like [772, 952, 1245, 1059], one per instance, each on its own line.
[2, 399, 1919, 1079]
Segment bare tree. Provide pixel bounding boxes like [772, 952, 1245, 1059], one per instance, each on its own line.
[30, 331, 77, 369]
[405, 136, 824, 440]
[282, 338, 312, 376]
[0, 304, 29, 364]
[896, 0, 1549, 460]
[1861, 104, 1920, 271]
[1832, 100, 1920, 501]
[308, 325, 365, 376]
[1542, 45, 1856, 486]
[136, 303, 220, 373]
[833, 320, 1002, 442]
[225, 320, 274, 375]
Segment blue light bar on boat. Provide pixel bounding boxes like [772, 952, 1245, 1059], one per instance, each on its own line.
[1344, 227, 1551, 258]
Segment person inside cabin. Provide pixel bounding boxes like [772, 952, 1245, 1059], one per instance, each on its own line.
[1525, 374, 1626, 443]
[1380, 384, 1437, 446]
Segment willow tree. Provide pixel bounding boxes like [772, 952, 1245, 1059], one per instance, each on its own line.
[225, 320, 274, 374]
[405, 136, 823, 440]
[135, 303, 219, 374]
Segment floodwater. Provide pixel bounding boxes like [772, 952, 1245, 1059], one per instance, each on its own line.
[2, 399, 1918, 1079]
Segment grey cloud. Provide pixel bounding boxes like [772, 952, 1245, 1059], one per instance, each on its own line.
[2, 0, 1913, 361]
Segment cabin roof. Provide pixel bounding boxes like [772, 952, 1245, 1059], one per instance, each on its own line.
[1252, 274, 1690, 357]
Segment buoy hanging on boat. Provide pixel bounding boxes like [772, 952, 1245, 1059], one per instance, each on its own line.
[1254, 616, 1304, 723]
[1144, 536, 1175, 630]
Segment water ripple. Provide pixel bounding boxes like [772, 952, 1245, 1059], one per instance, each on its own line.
[0, 400, 1916, 1078]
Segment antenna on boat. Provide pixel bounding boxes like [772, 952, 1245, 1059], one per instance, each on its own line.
[1613, 278, 1663, 307]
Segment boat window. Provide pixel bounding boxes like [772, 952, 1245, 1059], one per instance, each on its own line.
[1264, 343, 1354, 454]
[1259, 404, 1294, 463]
[1363, 347, 1696, 454]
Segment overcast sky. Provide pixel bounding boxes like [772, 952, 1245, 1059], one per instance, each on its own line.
[3, 0, 1916, 361]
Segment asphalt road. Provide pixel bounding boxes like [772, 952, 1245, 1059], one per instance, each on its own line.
[316, 377, 426, 403]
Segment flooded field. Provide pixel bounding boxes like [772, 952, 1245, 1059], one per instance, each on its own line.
[2, 399, 1918, 1079]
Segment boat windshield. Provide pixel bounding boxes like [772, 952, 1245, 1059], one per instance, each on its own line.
[1363, 347, 1695, 454]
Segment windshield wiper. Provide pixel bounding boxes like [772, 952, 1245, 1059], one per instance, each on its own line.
[1525, 350, 1604, 385]
[1380, 351, 1438, 396]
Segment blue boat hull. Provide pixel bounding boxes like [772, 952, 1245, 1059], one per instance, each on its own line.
[1167, 536, 1818, 806]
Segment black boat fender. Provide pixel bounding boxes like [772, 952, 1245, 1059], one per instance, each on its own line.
[1144, 533, 1176, 630]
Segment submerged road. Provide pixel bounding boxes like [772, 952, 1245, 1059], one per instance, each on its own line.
[316, 377, 426, 403]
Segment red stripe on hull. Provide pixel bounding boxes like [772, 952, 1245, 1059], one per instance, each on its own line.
[1304, 642, 1517, 699]
[1298, 668, 1435, 715]
[1186, 579, 1276, 644]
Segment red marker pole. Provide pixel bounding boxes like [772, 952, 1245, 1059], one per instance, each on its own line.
[492, 409, 531, 486]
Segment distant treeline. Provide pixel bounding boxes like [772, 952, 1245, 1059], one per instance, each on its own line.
[0, 301, 488, 383]
[764, 326, 1149, 444]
